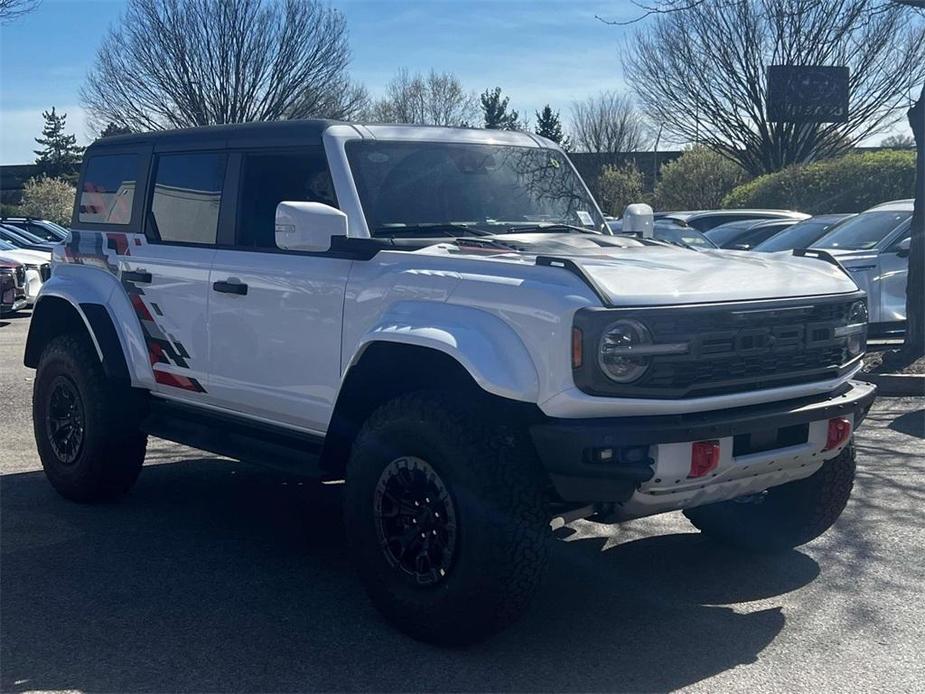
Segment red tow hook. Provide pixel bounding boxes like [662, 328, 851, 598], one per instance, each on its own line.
[824, 417, 852, 451]
[689, 440, 721, 478]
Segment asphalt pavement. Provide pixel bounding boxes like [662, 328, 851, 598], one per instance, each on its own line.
[2, 311, 923, 693]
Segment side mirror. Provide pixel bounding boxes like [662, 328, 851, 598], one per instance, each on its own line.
[275, 202, 347, 252]
[896, 237, 911, 258]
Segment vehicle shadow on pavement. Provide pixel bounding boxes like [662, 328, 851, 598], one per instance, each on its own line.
[0, 456, 818, 693]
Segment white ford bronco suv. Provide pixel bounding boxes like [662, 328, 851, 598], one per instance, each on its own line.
[26, 121, 876, 645]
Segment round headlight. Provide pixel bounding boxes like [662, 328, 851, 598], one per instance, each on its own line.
[846, 300, 868, 356]
[598, 319, 652, 383]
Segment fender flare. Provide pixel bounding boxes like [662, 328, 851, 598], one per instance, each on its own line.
[346, 302, 541, 403]
[24, 269, 154, 389]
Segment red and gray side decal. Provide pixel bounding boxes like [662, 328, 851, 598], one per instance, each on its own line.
[63, 230, 206, 393]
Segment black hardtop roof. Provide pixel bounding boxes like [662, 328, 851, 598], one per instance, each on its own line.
[86, 119, 343, 152]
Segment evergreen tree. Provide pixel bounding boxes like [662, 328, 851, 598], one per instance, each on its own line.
[100, 122, 133, 138]
[480, 87, 520, 130]
[33, 108, 83, 179]
[534, 105, 570, 149]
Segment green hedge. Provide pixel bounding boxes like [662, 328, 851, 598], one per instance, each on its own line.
[722, 150, 916, 214]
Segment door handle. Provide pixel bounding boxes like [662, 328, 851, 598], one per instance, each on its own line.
[123, 270, 152, 283]
[213, 279, 248, 295]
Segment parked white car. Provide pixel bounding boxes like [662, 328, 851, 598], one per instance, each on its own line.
[811, 199, 912, 335]
[0, 239, 51, 305]
[25, 120, 876, 645]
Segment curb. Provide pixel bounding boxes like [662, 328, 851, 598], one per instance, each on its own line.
[859, 373, 925, 397]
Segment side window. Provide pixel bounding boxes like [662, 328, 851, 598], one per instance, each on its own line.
[236, 150, 337, 248]
[79, 154, 140, 225]
[885, 223, 911, 253]
[149, 152, 227, 245]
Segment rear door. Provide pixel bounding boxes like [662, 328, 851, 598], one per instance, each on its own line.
[206, 148, 352, 433]
[122, 150, 229, 399]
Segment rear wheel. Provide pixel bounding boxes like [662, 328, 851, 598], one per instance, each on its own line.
[683, 443, 856, 553]
[33, 333, 147, 502]
[344, 392, 549, 645]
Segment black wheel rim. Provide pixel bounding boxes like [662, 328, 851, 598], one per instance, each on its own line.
[374, 456, 458, 586]
[45, 375, 85, 465]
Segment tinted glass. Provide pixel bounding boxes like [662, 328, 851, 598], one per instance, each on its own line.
[731, 223, 793, 249]
[814, 211, 911, 250]
[0, 227, 34, 247]
[150, 153, 227, 245]
[79, 154, 140, 225]
[347, 141, 604, 236]
[755, 219, 839, 252]
[654, 224, 717, 249]
[0, 239, 18, 251]
[237, 150, 336, 248]
[3, 223, 47, 244]
[704, 221, 754, 246]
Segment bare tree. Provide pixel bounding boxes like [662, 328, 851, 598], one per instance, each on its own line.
[81, 0, 361, 131]
[0, 0, 39, 23]
[623, 0, 925, 176]
[368, 69, 478, 126]
[570, 91, 650, 153]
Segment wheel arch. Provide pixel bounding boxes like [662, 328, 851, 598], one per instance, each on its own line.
[320, 341, 542, 477]
[25, 295, 130, 385]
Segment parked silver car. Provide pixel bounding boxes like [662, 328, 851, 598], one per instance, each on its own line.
[812, 199, 912, 334]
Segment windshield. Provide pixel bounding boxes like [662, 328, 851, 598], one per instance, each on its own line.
[756, 218, 843, 252]
[813, 211, 911, 250]
[656, 225, 717, 249]
[0, 240, 18, 251]
[346, 141, 605, 236]
[704, 222, 753, 247]
[3, 224, 47, 244]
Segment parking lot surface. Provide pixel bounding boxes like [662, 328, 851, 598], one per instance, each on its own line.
[2, 311, 923, 693]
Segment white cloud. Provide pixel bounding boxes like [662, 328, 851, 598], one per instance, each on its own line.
[0, 105, 91, 165]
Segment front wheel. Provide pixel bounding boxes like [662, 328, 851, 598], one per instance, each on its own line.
[33, 333, 147, 502]
[344, 392, 549, 645]
[683, 442, 856, 553]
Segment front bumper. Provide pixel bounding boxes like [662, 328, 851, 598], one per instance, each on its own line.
[531, 380, 876, 512]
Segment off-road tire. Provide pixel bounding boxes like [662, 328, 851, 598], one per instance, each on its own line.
[33, 332, 147, 502]
[683, 442, 856, 553]
[344, 392, 549, 646]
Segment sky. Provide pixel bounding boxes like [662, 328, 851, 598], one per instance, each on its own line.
[0, 0, 640, 164]
[0, 0, 913, 165]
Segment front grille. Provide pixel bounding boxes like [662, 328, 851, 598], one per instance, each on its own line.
[40, 263, 51, 281]
[13, 266, 24, 288]
[573, 295, 864, 399]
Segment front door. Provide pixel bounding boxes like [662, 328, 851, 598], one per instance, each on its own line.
[206, 149, 351, 433]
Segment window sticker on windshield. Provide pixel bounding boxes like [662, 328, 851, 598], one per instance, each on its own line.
[577, 210, 594, 226]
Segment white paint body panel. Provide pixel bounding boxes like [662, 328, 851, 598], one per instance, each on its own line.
[208, 249, 351, 432]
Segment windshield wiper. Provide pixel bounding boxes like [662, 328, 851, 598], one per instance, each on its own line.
[499, 223, 599, 235]
[373, 223, 492, 238]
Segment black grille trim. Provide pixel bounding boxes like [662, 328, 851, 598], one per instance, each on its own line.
[573, 292, 866, 399]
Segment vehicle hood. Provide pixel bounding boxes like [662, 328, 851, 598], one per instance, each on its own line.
[0, 248, 51, 265]
[422, 233, 859, 306]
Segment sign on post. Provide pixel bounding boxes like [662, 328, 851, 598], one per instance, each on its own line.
[767, 65, 849, 123]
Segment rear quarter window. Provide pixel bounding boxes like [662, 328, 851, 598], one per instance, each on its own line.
[79, 154, 141, 225]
